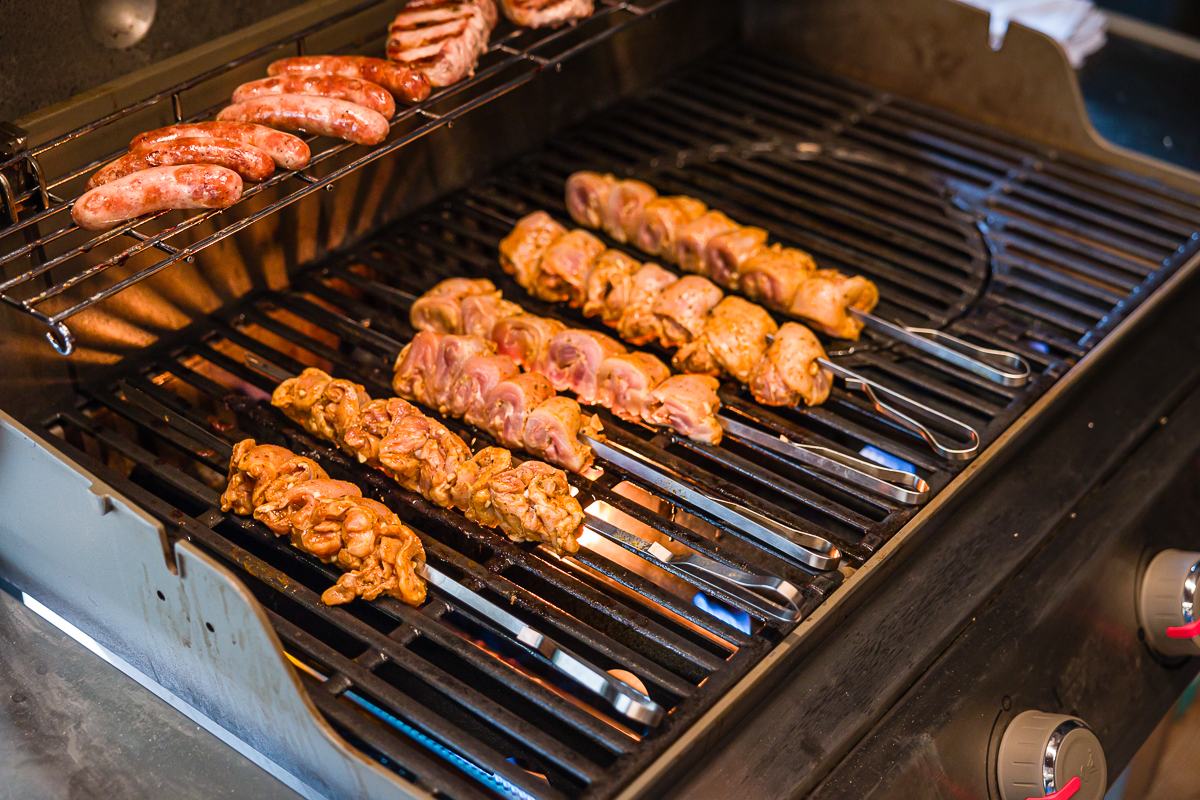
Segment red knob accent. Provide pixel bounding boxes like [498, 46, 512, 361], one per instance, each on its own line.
[1166, 619, 1200, 639]
[1030, 775, 1081, 800]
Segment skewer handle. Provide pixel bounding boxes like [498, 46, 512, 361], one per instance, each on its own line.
[851, 309, 1032, 387]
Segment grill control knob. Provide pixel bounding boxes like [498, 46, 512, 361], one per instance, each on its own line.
[1140, 549, 1200, 657]
[997, 711, 1106, 800]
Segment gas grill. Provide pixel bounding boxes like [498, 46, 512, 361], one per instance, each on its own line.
[3, 1, 1200, 799]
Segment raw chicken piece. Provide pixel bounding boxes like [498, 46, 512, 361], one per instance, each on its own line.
[497, 0, 593, 28]
[615, 263, 679, 345]
[253, 478, 363, 540]
[704, 226, 769, 289]
[738, 245, 816, 311]
[675, 210, 737, 276]
[748, 322, 832, 407]
[492, 314, 566, 368]
[565, 171, 616, 228]
[488, 461, 583, 553]
[532, 229, 605, 304]
[642, 374, 723, 446]
[601, 179, 657, 243]
[220, 440, 328, 516]
[582, 249, 639, 325]
[450, 446, 513, 527]
[596, 352, 671, 422]
[456, 355, 521, 425]
[461, 293, 523, 338]
[479, 372, 555, 448]
[523, 396, 601, 474]
[431, 334, 496, 413]
[410, 277, 498, 334]
[788, 270, 880, 339]
[672, 337, 721, 376]
[499, 211, 566, 288]
[387, 0, 497, 88]
[633, 196, 707, 262]
[696, 296, 778, 384]
[651, 275, 725, 349]
[541, 328, 627, 404]
[392, 330, 443, 407]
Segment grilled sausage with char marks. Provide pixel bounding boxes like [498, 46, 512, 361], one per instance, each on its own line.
[217, 95, 390, 146]
[268, 55, 431, 103]
[232, 75, 396, 118]
[87, 137, 274, 189]
[131, 122, 310, 171]
[71, 165, 243, 231]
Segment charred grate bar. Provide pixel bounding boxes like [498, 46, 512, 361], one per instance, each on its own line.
[18, 48, 1200, 800]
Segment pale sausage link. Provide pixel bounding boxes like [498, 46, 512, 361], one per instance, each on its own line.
[216, 95, 391, 146]
[232, 75, 396, 118]
[71, 165, 243, 231]
[130, 122, 311, 171]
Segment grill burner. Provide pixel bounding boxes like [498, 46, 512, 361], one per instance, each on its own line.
[20, 48, 1200, 800]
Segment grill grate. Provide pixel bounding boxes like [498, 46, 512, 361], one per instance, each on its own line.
[25, 49, 1200, 800]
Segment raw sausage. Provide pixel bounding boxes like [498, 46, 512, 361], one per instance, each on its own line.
[216, 95, 390, 146]
[267, 55, 431, 103]
[232, 75, 396, 118]
[87, 137, 274, 189]
[130, 122, 310, 170]
[71, 165, 243, 231]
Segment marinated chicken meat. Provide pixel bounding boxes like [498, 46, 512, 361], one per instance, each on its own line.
[488, 461, 582, 553]
[450, 446, 513, 527]
[492, 314, 566, 369]
[565, 171, 616, 229]
[454, 355, 521, 425]
[651, 275, 725, 349]
[675, 210, 737, 275]
[386, 0, 497, 88]
[431, 334, 496, 413]
[542, 328, 627, 404]
[601, 179, 657, 243]
[223, 440, 427, 607]
[748, 322, 832, 407]
[616, 262, 679, 345]
[532, 229, 606, 304]
[788, 270, 881, 339]
[410, 277, 498, 334]
[500, 211, 566, 287]
[524, 396, 601, 474]
[582, 250, 638, 324]
[693, 296, 778, 384]
[642, 375, 723, 446]
[481, 372, 556, 449]
[220, 440, 328, 516]
[497, 0, 593, 29]
[392, 330, 442, 408]
[596, 352, 671, 422]
[633, 196, 707, 262]
[705, 226, 769, 289]
[738, 244, 816, 310]
[461, 293, 523, 338]
[563, 173, 881, 339]
[266, 369, 586, 553]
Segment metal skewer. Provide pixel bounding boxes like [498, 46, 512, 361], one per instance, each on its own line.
[579, 511, 804, 623]
[716, 415, 930, 504]
[816, 357, 981, 461]
[416, 562, 664, 725]
[849, 308, 1031, 387]
[581, 434, 841, 571]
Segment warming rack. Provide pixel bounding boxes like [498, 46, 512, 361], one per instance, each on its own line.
[0, 0, 677, 356]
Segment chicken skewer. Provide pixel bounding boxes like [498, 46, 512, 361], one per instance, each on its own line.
[500, 211, 981, 460]
[271, 366, 586, 554]
[249, 356, 815, 615]
[221, 439, 428, 607]
[565, 172, 1031, 387]
[410, 277, 725, 445]
[410, 278, 930, 501]
[222, 440, 665, 724]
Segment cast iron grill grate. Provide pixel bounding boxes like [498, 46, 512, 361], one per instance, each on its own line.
[26, 49, 1200, 800]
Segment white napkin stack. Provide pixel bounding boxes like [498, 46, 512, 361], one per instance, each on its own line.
[959, 0, 1108, 67]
